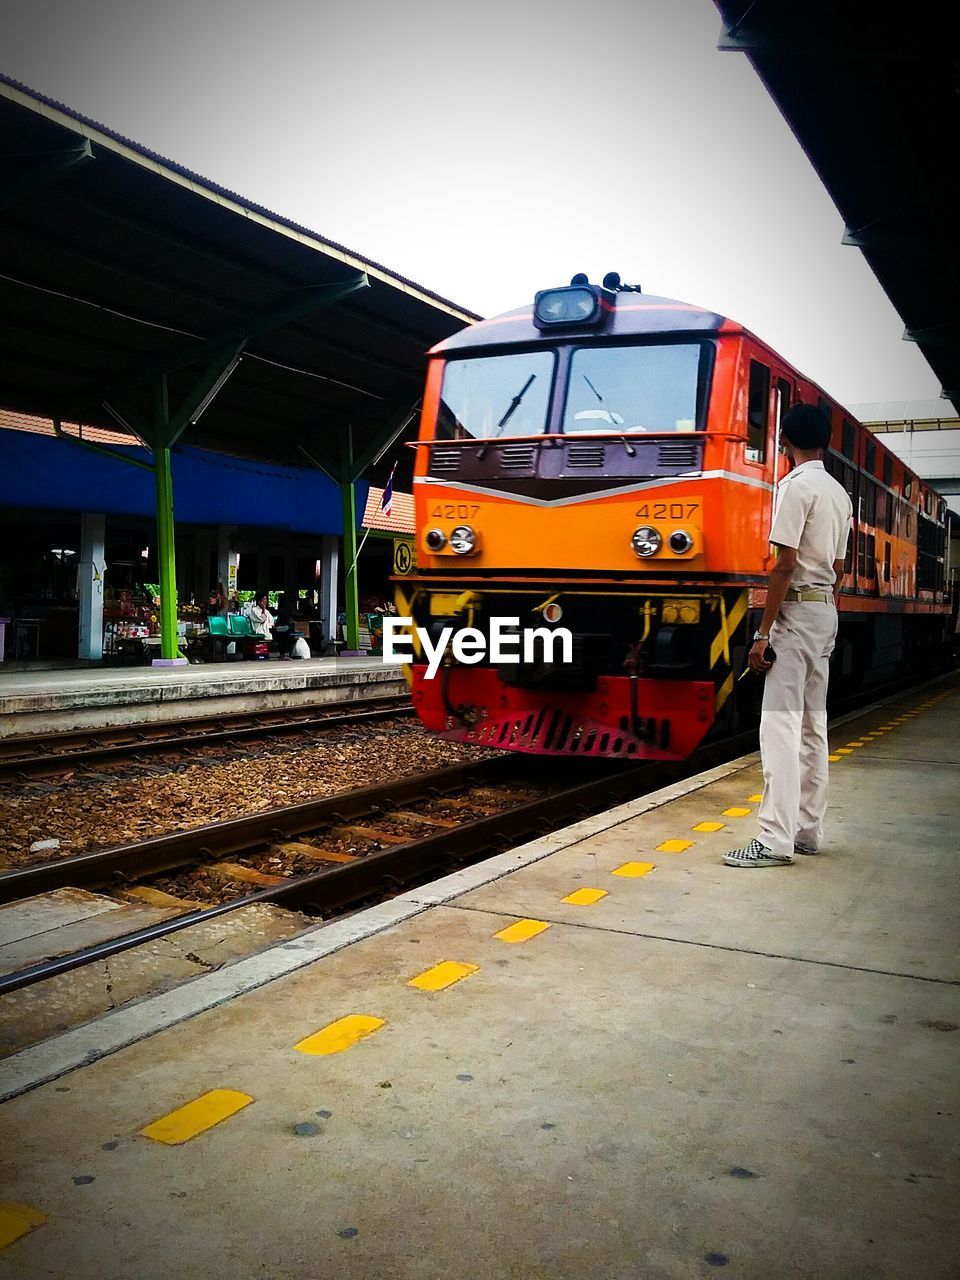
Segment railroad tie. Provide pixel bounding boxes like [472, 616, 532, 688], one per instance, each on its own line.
[275, 842, 358, 864]
[330, 825, 410, 845]
[207, 862, 288, 888]
[390, 810, 460, 829]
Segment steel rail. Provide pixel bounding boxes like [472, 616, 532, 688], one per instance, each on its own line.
[0, 756, 516, 904]
[0, 754, 675, 997]
[0, 696, 413, 779]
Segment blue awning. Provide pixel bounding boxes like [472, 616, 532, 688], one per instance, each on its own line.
[2, 431, 367, 534]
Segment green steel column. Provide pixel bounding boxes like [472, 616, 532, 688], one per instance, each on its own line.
[153, 377, 181, 661]
[155, 445, 180, 658]
[340, 432, 360, 651]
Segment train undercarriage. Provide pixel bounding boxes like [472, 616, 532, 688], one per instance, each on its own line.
[399, 581, 954, 760]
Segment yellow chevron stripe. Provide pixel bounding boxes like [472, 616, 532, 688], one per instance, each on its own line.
[715, 671, 735, 712]
[710, 591, 749, 669]
[393, 586, 421, 685]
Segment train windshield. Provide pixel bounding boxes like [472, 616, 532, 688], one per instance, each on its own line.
[436, 351, 554, 441]
[563, 342, 706, 434]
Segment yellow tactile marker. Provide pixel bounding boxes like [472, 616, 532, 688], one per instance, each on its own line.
[692, 821, 725, 833]
[722, 807, 752, 817]
[612, 861, 656, 877]
[746, 793, 763, 803]
[0, 1204, 46, 1251]
[408, 961, 479, 991]
[140, 1088, 253, 1145]
[562, 887, 608, 905]
[295, 1014, 385, 1056]
[656, 839, 693, 853]
[495, 919, 551, 943]
[828, 754, 842, 762]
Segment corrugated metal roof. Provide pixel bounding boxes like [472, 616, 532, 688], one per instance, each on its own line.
[0, 77, 479, 472]
[0, 74, 478, 324]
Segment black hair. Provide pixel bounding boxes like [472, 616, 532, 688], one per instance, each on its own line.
[781, 403, 831, 450]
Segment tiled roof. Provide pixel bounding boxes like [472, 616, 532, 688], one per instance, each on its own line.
[362, 486, 415, 534]
[0, 408, 136, 446]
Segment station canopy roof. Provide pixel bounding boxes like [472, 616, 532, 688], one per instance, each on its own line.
[0, 75, 480, 473]
[713, 3, 960, 414]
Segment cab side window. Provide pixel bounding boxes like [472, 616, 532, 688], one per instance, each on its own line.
[841, 418, 856, 460]
[746, 360, 770, 463]
[776, 377, 791, 432]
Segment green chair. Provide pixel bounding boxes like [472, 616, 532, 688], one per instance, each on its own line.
[228, 612, 271, 659]
[228, 614, 254, 637]
[206, 614, 232, 661]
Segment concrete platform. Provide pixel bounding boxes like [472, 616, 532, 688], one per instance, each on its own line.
[0, 676, 957, 1278]
[0, 890, 312, 1059]
[0, 657, 406, 737]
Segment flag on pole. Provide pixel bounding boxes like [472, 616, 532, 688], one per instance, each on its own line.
[381, 462, 397, 518]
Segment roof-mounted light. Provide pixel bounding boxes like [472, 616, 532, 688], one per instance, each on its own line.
[533, 282, 612, 330]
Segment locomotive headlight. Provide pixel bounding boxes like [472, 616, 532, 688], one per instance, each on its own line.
[425, 528, 446, 551]
[450, 525, 477, 555]
[631, 526, 662, 558]
[668, 529, 694, 554]
[534, 285, 601, 328]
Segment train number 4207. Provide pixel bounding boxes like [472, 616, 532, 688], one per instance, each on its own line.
[635, 502, 700, 520]
[430, 503, 480, 519]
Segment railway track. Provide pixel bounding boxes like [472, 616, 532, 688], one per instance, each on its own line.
[0, 694, 414, 779]
[0, 742, 731, 997]
[2, 669, 953, 1004]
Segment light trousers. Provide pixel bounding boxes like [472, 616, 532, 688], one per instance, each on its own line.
[758, 601, 838, 857]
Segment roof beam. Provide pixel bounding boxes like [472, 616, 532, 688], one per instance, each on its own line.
[903, 320, 960, 349]
[296, 442, 339, 485]
[842, 223, 947, 252]
[1, 224, 417, 383]
[68, 273, 370, 414]
[0, 140, 93, 212]
[349, 399, 420, 480]
[717, 24, 935, 59]
[163, 344, 245, 448]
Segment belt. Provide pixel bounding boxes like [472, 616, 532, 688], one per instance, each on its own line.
[784, 587, 832, 602]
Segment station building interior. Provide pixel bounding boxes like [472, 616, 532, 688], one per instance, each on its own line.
[0, 74, 475, 667]
[0, 411, 407, 662]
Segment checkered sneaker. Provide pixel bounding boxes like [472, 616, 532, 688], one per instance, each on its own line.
[723, 838, 795, 868]
[794, 841, 819, 856]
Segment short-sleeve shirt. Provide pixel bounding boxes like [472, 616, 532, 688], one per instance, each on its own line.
[769, 460, 853, 588]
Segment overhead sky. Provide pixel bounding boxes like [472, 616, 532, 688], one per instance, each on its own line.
[0, 0, 944, 406]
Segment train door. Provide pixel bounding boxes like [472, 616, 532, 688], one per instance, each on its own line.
[838, 417, 859, 591]
[768, 371, 796, 533]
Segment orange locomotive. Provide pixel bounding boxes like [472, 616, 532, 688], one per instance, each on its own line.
[397, 275, 952, 759]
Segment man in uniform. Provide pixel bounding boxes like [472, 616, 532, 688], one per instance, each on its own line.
[724, 403, 853, 868]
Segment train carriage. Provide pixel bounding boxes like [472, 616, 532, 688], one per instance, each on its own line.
[396, 276, 952, 759]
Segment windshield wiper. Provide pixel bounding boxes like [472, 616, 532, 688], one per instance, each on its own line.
[581, 375, 634, 455]
[477, 374, 537, 458]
